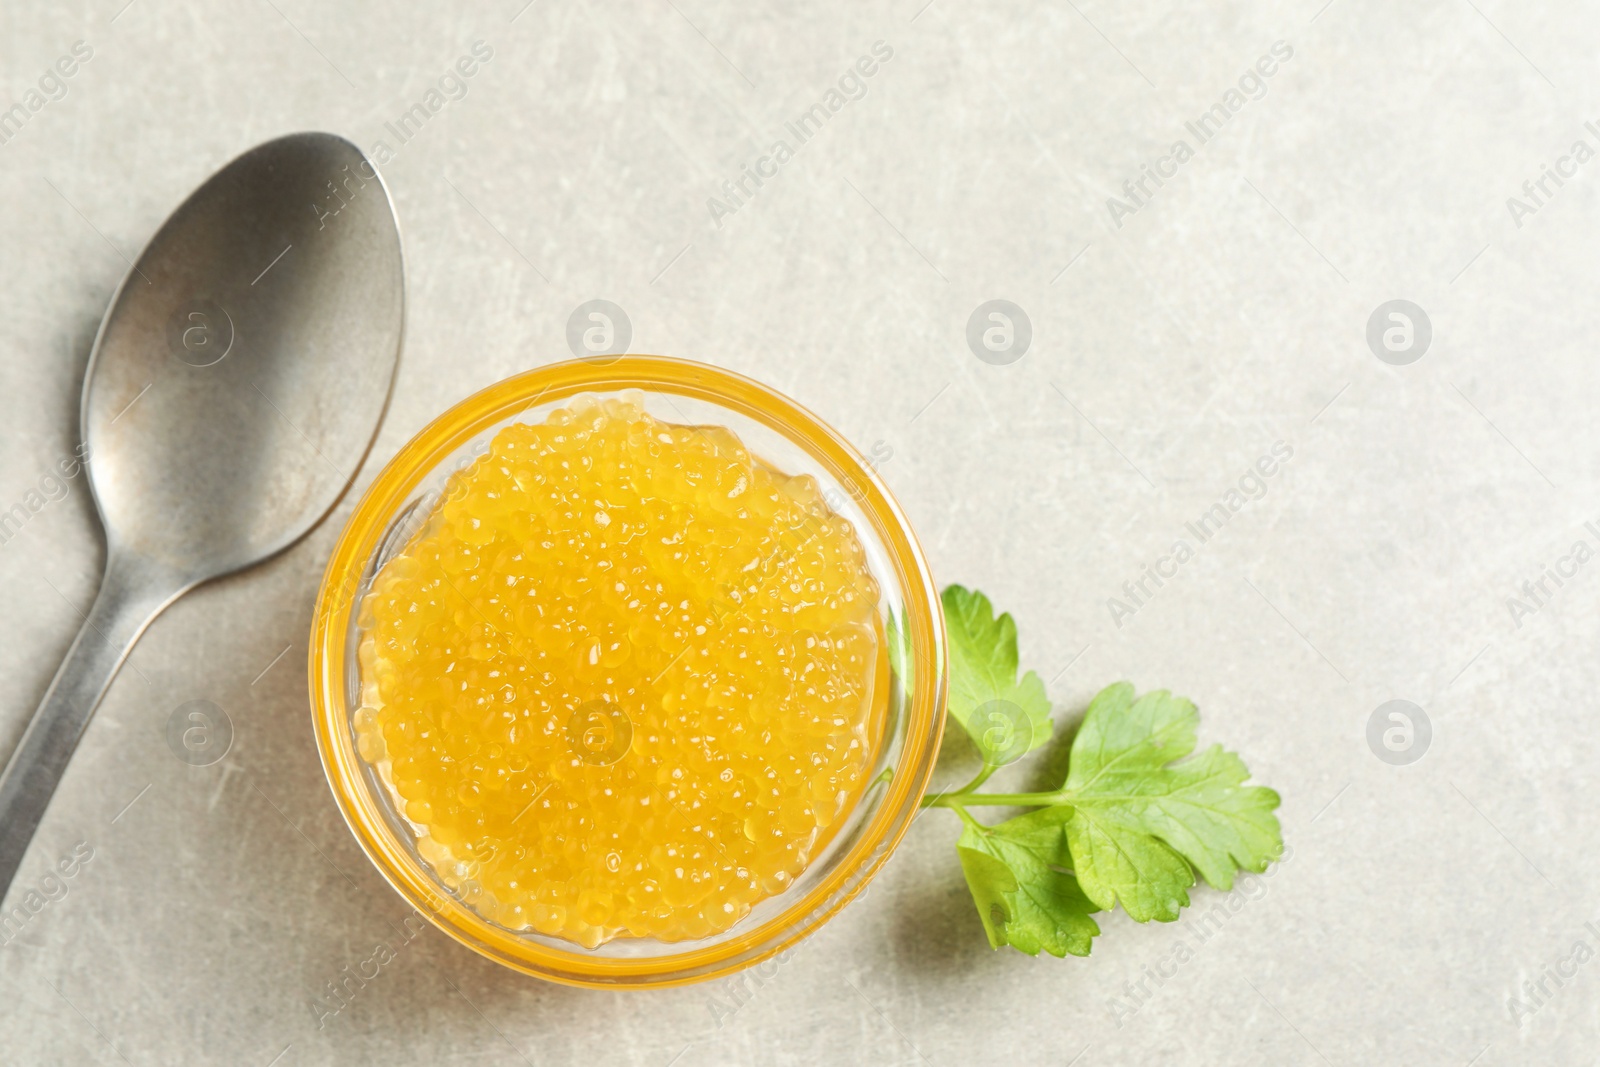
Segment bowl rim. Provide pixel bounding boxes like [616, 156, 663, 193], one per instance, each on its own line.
[308, 355, 947, 988]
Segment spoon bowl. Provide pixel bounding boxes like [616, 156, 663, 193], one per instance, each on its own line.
[86, 133, 404, 579]
[0, 131, 403, 900]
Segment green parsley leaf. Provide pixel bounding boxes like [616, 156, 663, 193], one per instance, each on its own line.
[1060, 682, 1283, 922]
[956, 807, 1100, 957]
[928, 587, 1285, 957]
[941, 585, 1053, 767]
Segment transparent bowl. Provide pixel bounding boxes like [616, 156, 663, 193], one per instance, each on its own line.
[309, 356, 946, 988]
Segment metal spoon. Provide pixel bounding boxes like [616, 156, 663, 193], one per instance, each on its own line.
[0, 132, 404, 899]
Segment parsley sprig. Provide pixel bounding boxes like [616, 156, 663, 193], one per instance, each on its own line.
[910, 586, 1283, 958]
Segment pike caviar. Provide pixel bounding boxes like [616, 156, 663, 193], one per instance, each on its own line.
[354, 396, 884, 946]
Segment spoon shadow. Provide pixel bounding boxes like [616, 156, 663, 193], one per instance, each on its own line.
[0, 305, 105, 768]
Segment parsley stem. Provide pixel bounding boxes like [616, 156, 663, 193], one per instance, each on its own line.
[952, 804, 984, 832]
[920, 789, 1067, 810]
[955, 791, 1068, 807]
[957, 764, 999, 796]
[917, 764, 1005, 810]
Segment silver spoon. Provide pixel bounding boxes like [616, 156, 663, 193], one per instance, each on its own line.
[0, 132, 404, 899]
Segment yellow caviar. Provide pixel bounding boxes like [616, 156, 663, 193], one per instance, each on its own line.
[355, 396, 884, 946]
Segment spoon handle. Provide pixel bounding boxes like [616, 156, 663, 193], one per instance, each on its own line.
[0, 552, 180, 903]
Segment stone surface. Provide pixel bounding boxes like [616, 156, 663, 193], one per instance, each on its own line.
[1, 1, 1596, 1064]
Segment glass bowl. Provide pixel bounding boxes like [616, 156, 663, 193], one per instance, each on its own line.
[309, 355, 946, 988]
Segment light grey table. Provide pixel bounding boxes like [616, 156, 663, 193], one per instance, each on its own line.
[1, 1, 1595, 1064]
